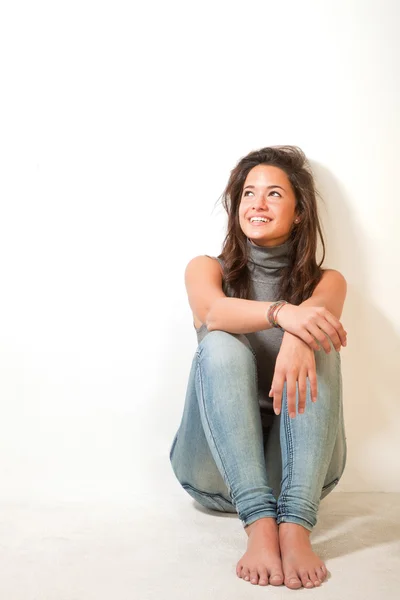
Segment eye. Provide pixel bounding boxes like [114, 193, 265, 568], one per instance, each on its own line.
[243, 190, 281, 197]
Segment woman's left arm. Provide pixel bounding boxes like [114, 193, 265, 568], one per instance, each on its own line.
[298, 268, 347, 320]
[280, 269, 348, 349]
[282, 269, 347, 346]
[270, 270, 348, 416]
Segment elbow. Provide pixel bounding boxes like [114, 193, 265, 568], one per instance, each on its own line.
[205, 312, 215, 331]
[205, 296, 226, 331]
[205, 305, 218, 332]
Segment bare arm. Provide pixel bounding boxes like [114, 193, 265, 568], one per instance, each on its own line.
[297, 269, 347, 319]
[207, 269, 347, 337]
[280, 269, 348, 345]
[206, 298, 276, 334]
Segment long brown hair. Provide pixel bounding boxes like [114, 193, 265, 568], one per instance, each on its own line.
[215, 145, 326, 305]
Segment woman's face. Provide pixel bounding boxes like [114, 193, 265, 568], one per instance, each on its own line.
[238, 164, 300, 247]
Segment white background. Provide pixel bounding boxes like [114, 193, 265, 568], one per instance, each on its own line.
[0, 0, 399, 505]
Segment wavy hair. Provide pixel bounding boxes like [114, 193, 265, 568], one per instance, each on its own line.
[215, 145, 326, 305]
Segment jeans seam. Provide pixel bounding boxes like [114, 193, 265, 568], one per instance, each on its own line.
[181, 483, 233, 509]
[169, 433, 178, 461]
[195, 339, 259, 505]
[337, 351, 347, 477]
[195, 352, 231, 497]
[322, 477, 339, 491]
[279, 388, 293, 518]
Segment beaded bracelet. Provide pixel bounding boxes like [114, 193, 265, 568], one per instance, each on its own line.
[267, 300, 289, 331]
[273, 301, 288, 329]
[268, 300, 288, 331]
[267, 300, 286, 326]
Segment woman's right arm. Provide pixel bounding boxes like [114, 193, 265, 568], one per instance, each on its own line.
[185, 256, 277, 334]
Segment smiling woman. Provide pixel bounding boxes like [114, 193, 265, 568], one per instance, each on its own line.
[239, 172, 297, 248]
[169, 145, 347, 591]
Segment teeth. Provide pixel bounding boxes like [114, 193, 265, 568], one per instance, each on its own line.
[250, 217, 270, 222]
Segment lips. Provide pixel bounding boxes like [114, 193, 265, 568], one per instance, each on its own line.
[249, 217, 273, 223]
[248, 213, 272, 219]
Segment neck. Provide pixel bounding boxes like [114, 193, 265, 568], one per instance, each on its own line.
[246, 236, 290, 270]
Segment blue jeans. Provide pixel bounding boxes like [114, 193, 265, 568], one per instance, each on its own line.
[169, 330, 347, 532]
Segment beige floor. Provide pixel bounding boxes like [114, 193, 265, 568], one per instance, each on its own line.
[1, 488, 399, 598]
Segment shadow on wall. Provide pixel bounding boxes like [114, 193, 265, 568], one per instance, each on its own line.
[312, 160, 399, 493]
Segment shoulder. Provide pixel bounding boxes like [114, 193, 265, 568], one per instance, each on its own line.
[317, 269, 347, 297]
[321, 268, 347, 285]
[185, 255, 224, 278]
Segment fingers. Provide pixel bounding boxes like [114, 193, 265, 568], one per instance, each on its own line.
[325, 313, 347, 347]
[307, 322, 332, 353]
[270, 370, 285, 416]
[302, 308, 348, 353]
[318, 322, 342, 351]
[299, 329, 321, 352]
[286, 370, 297, 418]
[317, 309, 347, 350]
[271, 364, 318, 419]
[308, 366, 318, 403]
[297, 369, 308, 413]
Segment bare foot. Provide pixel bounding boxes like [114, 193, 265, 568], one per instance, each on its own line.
[279, 522, 328, 589]
[236, 517, 284, 586]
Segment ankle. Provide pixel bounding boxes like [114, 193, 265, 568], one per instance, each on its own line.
[279, 522, 311, 537]
[245, 517, 277, 536]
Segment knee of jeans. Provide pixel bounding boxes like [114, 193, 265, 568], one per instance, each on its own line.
[315, 339, 342, 373]
[196, 330, 257, 368]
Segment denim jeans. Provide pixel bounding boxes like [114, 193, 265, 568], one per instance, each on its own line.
[169, 330, 347, 532]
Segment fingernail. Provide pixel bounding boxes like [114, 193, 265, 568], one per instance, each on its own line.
[274, 408, 280, 415]
[299, 408, 304, 414]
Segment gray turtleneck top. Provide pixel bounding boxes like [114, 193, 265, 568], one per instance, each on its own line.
[194, 237, 290, 428]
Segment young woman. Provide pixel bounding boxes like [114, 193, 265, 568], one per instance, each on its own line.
[169, 145, 348, 590]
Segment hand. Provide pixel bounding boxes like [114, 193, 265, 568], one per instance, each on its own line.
[269, 333, 318, 418]
[275, 303, 347, 353]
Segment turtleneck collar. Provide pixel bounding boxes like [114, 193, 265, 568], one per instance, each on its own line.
[246, 237, 290, 270]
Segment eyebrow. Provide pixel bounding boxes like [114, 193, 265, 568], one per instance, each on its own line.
[243, 184, 285, 191]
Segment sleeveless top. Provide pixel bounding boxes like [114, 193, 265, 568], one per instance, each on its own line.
[194, 237, 290, 429]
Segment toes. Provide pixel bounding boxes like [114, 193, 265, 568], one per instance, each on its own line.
[285, 573, 302, 589]
[242, 568, 250, 581]
[269, 571, 283, 586]
[316, 567, 325, 582]
[299, 569, 314, 588]
[311, 569, 321, 586]
[249, 569, 259, 585]
[236, 564, 242, 578]
[258, 568, 269, 586]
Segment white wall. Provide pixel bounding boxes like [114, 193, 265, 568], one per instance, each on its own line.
[0, 0, 398, 505]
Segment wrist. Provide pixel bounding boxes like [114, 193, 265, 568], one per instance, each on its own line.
[282, 330, 300, 342]
[282, 330, 308, 348]
[267, 300, 289, 330]
[274, 302, 290, 327]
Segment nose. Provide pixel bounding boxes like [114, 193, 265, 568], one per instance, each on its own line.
[252, 193, 269, 210]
